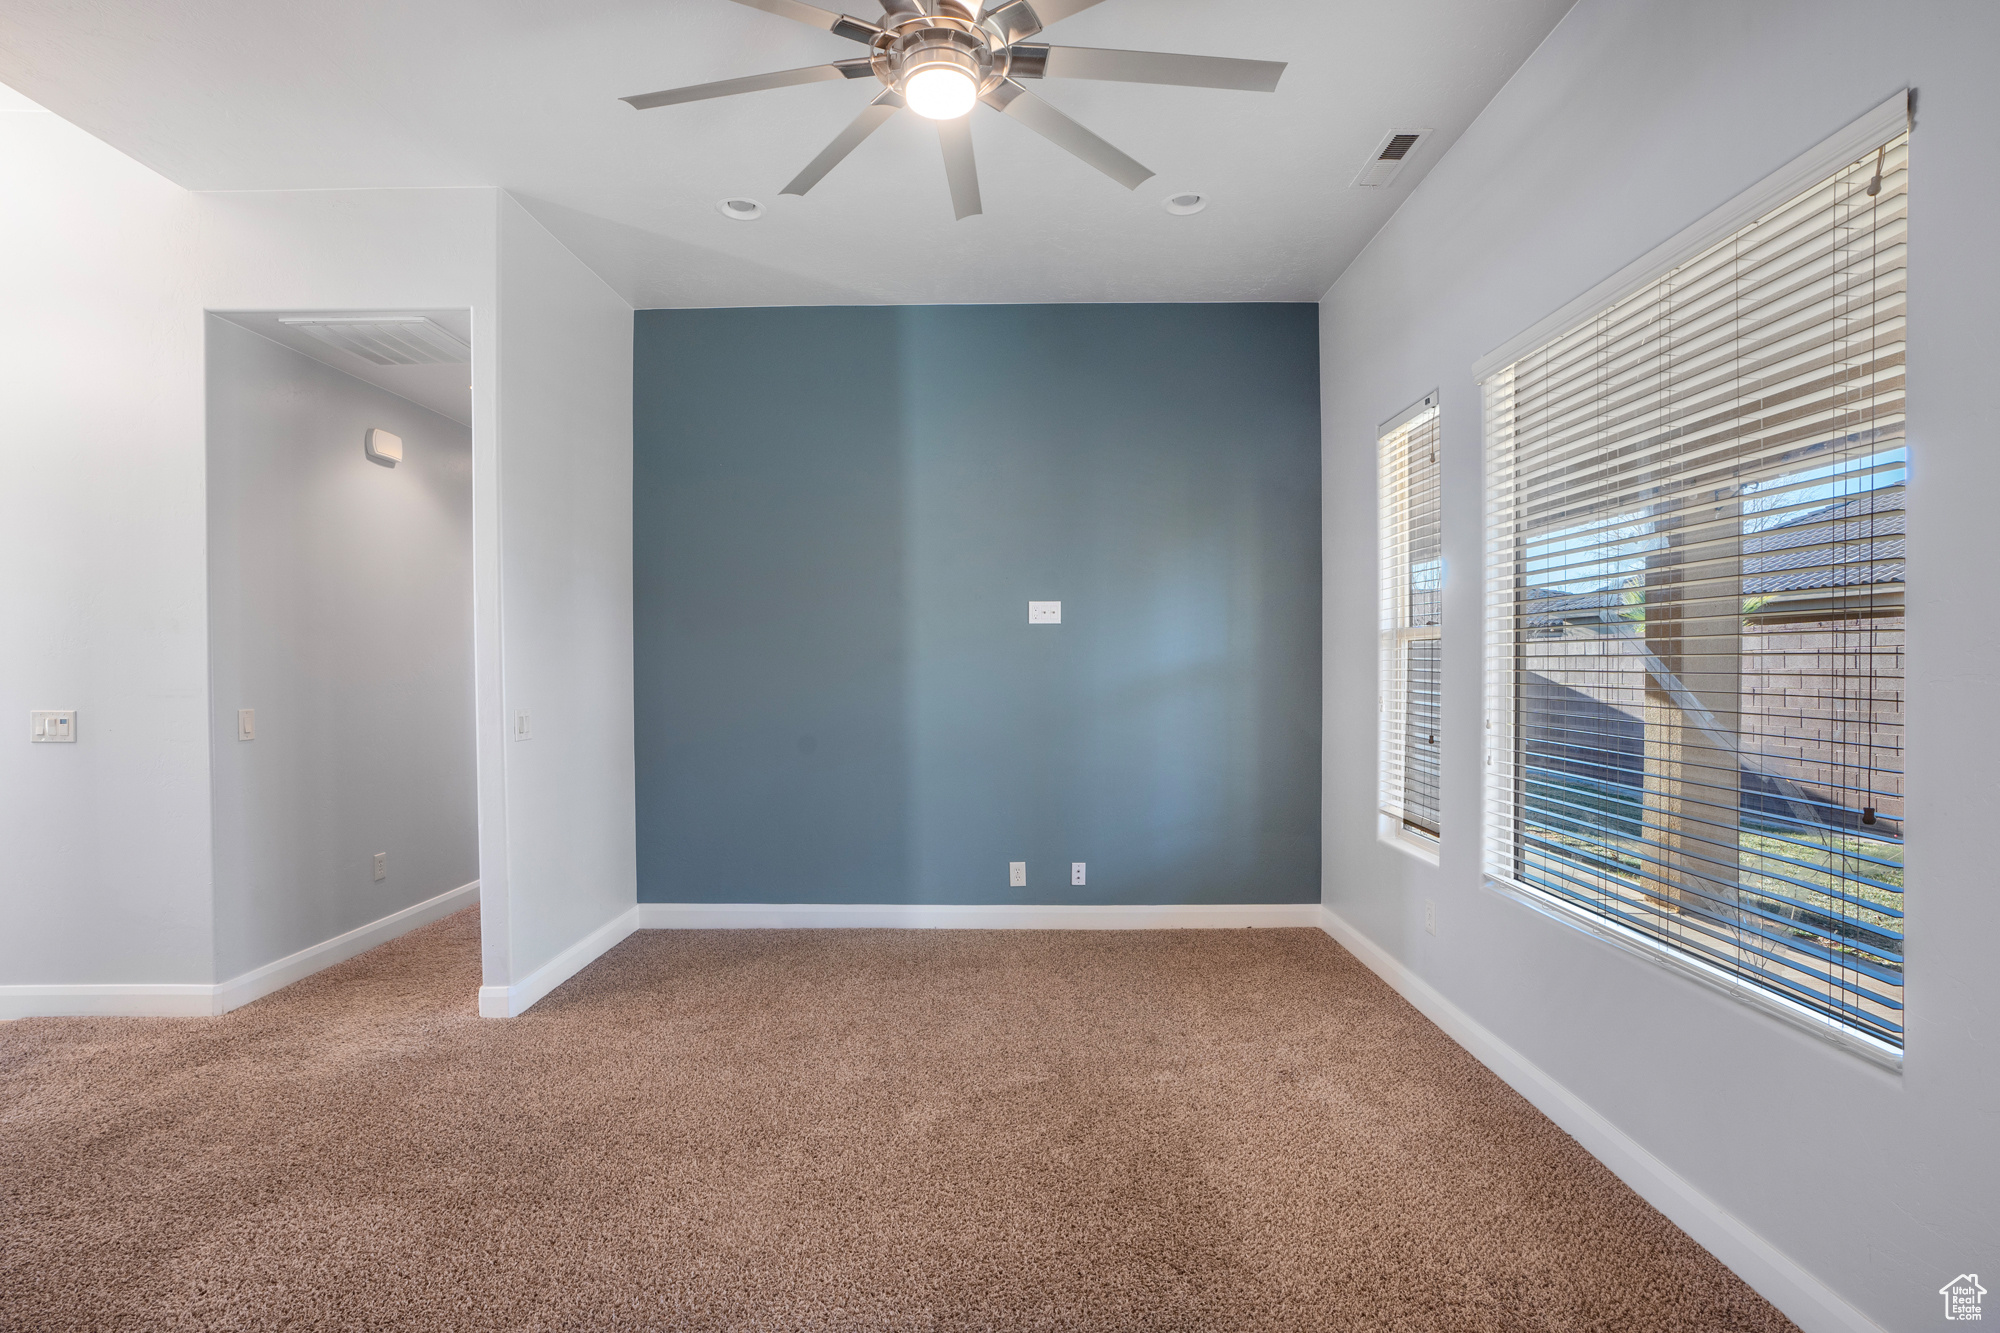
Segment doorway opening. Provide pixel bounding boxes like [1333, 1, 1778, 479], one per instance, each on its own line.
[205, 310, 477, 992]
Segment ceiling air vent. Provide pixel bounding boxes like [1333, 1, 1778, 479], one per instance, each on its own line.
[277, 316, 470, 366]
[1351, 128, 1433, 188]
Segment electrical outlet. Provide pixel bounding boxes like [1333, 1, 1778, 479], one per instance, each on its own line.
[1008, 861, 1026, 887]
[238, 708, 255, 741]
[1027, 601, 1061, 624]
[1071, 862, 1086, 886]
[373, 852, 387, 882]
[29, 710, 76, 743]
[1424, 900, 1436, 935]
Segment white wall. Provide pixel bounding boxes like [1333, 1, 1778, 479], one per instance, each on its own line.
[0, 97, 212, 986]
[1318, 3, 1997, 1330]
[477, 196, 637, 996]
[3, 96, 635, 1008]
[0, 103, 496, 999]
[206, 317, 477, 980]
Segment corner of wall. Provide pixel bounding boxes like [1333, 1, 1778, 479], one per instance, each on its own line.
[485, 188, 637, 991]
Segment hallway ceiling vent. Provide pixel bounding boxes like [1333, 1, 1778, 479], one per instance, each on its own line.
[1351, 128, 1432, 188]
[277, 316, 471, 367]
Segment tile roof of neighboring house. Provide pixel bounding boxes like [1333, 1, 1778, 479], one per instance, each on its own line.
[1742, 489, 1904, 596]
[1521, 586, 1628, 627]
[1521, 489, 1904, 625]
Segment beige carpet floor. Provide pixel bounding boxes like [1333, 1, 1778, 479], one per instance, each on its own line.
[0, 909, 1795, 1331]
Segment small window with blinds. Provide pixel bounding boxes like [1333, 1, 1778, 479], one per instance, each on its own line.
[1481, 121, 1908, 1056]
[1380, 394, 1443, 845]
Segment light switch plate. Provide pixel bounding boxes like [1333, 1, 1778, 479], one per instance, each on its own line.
[514, 710, 531, 741]
[1008, 861, 1026, 887]
[1028, 601, 1061, 624]
[238, 708, 255, 741]
[30, 710, 76, 743]
[1071, 862, 1086, 886]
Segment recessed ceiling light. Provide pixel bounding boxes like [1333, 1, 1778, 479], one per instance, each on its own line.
[1164, 192, 1207, 215]
[717, 198, 764, 220]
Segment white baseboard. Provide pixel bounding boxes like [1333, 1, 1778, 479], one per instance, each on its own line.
[473, 898, 1301, 1019]
[1316, 904, 1886, 1333]
[213, 880, 480, 1014]
[479, 905, 638, 1018]
[635, 901, 1322, 930]
[0, 983, 220, 1019]
[0, 880, 479, 1021]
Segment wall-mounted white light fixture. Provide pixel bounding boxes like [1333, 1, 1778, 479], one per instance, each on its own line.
[365, 428, 403, 467]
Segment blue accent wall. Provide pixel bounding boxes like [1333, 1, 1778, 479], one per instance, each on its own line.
[634, 304, 1320, 905]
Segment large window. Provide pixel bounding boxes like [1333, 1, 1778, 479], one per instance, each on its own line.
[1481, 120, 1908, 1055]
[1380, 395, 1442, 844]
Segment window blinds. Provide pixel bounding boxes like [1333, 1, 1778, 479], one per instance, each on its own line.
[1381, 397, 1443, 839]
[1482, 131, 1908, 1051]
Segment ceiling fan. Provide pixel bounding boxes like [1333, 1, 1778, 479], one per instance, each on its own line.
[621, 0, 1286, 219]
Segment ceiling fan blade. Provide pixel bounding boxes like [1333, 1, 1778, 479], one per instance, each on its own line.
[1011, 0, 1110, 22]
[937, 116, 982, 219]
[728, 0, 883, 43]
[782, 89, 906, 196]
[623, 59, 874, 110]
[977, 0, 1110, 43]
[1012, 45, 1286, 93]
[980, 80, 1152, 190]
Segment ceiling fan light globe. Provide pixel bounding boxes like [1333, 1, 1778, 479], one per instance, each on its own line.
[904, 67, 977, 120]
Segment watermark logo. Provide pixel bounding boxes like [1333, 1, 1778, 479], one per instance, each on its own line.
[1941, 1274, 1987, 1322]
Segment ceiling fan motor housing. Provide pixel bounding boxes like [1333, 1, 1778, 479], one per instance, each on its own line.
[871, 10, 1008, 104]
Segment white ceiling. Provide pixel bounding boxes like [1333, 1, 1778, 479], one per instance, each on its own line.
[0, 0, 1573, 307]
[213, 311, 475, 426]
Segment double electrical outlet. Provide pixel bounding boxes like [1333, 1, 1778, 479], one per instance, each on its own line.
[1010, 862, 1087, 887]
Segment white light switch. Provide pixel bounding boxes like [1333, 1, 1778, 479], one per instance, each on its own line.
[1071, 862, 1086, 886]
[1008, 861, 1026, 887]
[514, 710, 531, 741]
[1028, 601, 1061, 624]
[373, 852, 387, 881]
[30, 711, 76, 743]
[238, 708, 256, 741]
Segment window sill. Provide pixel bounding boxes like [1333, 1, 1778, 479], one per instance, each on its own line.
[1484, 875, 1903, 1072]
[1378, 816, 1440, 867]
